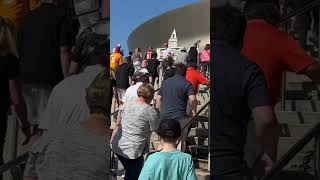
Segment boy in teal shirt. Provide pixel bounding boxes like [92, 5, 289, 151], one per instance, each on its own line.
[139, 119, 197, 180]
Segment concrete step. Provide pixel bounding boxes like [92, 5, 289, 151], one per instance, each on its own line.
[286, 72, 312, 84]
[272, 170, 314, 180]
[280, 124, 313, 138]
[277, 137, 314, 159]
[190, 121, 208, 129]
[188, 145, 208, 159]
[285, 90, 320, 100]
[195, 169, 210, 180]
[193, 158, 209, 170]
[188, 128, 208, 137]
[187, 137, 209, 146]
[282, 153, 315, 171]
[279, 100, 320, 112]
[276, 111, 320, 125]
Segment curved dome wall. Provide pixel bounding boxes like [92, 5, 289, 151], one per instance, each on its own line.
[127, 0, 209, 52]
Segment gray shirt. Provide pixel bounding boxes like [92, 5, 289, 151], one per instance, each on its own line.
[111, 102, 160, 159]
[36, 125, 110, 180]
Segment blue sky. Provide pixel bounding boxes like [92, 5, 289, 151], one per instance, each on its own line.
[110, 0, 200, 56]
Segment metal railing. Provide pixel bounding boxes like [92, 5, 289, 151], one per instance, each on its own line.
[0, 152, 29, 180]
[264, 1, 320, 179]
[262, 122, 320, 180]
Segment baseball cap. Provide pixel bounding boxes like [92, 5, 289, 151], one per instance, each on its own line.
[157, 119, 181, 139]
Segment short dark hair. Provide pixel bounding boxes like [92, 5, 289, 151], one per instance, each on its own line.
[211, 3, 247, 48]
[157, 119, 181, 139]
[129, 51, 133, 56]
[163, 57, 173, 68]
[187, 62, 197, 69]
[244, 1, 280, 26]
[133, 72, 150, 83]
[174, 63, 187, 76]
[151, 51, 157, 59]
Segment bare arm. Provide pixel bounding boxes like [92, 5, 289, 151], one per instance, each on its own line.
[156, 95, 162, 111]
[129, 76, 132, 86]
[9, 79, 31, 145]
[60, 46, 72, 78]
[188, 95, 197, 118]
[110, 115, 121, 143]
[252, 106, 280, 162]
[304, 62, 320, 82]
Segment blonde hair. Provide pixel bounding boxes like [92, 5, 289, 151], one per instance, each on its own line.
[137, 83, 154, 101]
[0, 17, 18, 57]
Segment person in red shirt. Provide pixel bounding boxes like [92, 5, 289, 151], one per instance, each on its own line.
[242, 1, 320, 106]
[145, 46, 153, 60]
[185, 62, 209, 94]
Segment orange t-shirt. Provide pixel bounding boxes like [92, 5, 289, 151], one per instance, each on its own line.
[241, 20, 316, 105]
[110, 53, 122, 70]
[186, 67, 208, 94]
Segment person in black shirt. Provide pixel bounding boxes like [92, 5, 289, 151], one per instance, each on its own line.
[115, 57, 134, 104]
[156, 64, 197, 151]
[146, 51, 160, 86]
[0, 17, 31, 180]
[211, 3, 280, 179]
[162, 57, 175, 81]
[18, 0, 76, 134]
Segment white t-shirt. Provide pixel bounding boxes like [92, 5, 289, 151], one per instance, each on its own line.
[162, 48, 173, 59]
[122, 82, 143, 104]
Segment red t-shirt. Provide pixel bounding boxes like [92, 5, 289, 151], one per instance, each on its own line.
[186, 67, 208, 94]
[241, 20, 316, 105]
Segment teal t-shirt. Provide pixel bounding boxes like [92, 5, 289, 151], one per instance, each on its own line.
[138, 151, 197, 180]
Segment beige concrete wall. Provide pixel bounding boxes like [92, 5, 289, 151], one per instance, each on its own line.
[127, 0, 210, 52]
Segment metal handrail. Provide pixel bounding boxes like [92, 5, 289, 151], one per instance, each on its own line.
[0, 152, 29, 174]
[262, 122, 320, 180]
[278, 0, 320, 25]
[182, 101, 209, 131]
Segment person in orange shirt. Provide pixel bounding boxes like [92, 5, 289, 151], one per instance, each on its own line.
[110, 45, 123, 105]
[0, 0, 40, 28]
[242, 1, 320, 106]
[110, 46, 123, 76]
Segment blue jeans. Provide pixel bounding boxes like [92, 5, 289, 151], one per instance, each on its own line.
[116, 153, 144, 180]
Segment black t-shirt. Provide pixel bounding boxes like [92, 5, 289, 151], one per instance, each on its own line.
[159, 74, 194, 120]
[163, 67, 175, 81]
[212, 42, 271, 176]
[146, 58, 160, 77]
[0, 54, 20, 109]
[18, 3, 75, 86]
[115, 63, 134, 89]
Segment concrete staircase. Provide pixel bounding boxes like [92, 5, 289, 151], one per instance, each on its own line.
[110, 85, 210, 180]
[271, 72, 320, 177]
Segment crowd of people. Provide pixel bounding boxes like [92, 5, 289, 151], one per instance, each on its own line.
[108, 41, 210, 179]
[0, 0, 211, 179]
[7, 0, 320, 179]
